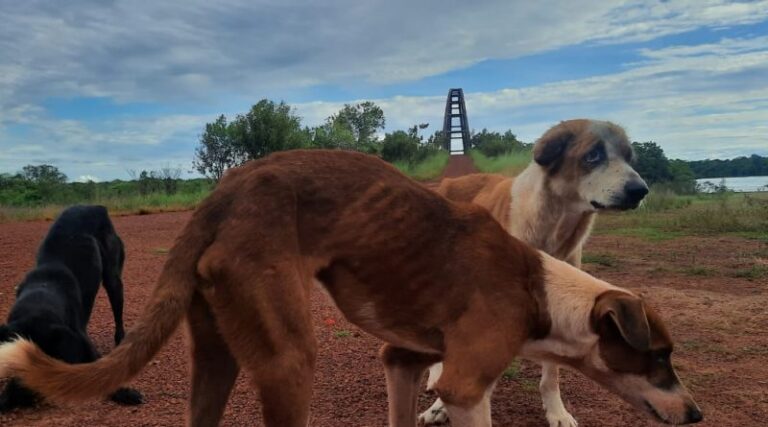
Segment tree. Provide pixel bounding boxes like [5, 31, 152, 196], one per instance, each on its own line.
[194, 115, 243, 181]
[381, 130, 421, 162]
[232, 100, 307, 160]
[21, 164, 67, 185]
[329, 101, 385, 145]
[668, 159, 697, 194]
[631, 142, 673, 185]
[308, 121, 356, 150]
[471, 129, 524, 157]
[20, 164, 68, 202]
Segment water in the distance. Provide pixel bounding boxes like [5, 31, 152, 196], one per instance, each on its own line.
[695, 176, 768, 192]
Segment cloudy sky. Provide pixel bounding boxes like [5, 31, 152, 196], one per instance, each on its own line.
[1, 0, 767, 181]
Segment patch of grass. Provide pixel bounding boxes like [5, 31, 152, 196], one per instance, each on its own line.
[582, 252, 618, 267]
[596, 226, 686, 241]
[739, 345, 768, 356]
[679, 339, 731, 355]
[596, 190, 768, 240]
[333, 330, 352, 338]
[680, 266, 717, 277]
[502, 360, 521, 379]
[469, 149, 532, 176]
[518, 379, 539, 393]
[393, 151, 450, 181]
[0, 189, 210, 223]
[730, 265, 768, 280]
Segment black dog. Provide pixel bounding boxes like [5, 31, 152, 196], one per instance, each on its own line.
[0, 205, 142, 411]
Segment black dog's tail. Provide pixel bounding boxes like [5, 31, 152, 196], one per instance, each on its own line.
[0, 201, 224, 404]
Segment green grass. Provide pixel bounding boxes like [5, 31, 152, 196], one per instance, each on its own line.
[502, 360, 521, 379]
[333, 330, 352, 338]
[0, 190, 210, 223]
[393, 151, 450, 181]
[680, 266, 717, 277]
[594, 190, 768, 241]
[469, 149, 532, 176]
[730, 265, 768, 280]
[582, 252, 618, 267]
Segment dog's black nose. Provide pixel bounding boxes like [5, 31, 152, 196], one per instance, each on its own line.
[624, 181, 649, 202]
[686, 405, 703, 424]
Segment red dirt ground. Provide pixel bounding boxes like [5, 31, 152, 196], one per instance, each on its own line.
[0, 156, 766, 426]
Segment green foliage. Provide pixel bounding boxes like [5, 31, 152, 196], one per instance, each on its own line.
[392, 151, 449, 181]
[502, 360, 521, 379]
[582, 253, 618, 267]
[232, 100, 307, 159]
[194, 115, 244, 181]
[328, 101, 385, 145]
[688, 154, 768, 178]
[471, 129, 525, 157]
[631, 141, 673, 184]
[381, 130, 420, 162]
[632, 142, 699, 194]
[595, 191, 768, 240]
[469, 149, 532, 176]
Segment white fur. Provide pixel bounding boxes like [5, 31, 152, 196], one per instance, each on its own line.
[540, 363, 578, 427]
[443, 385, 494, 427]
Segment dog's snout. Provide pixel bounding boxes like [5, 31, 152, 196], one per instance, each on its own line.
[685, 405, 703, 424]
[624, 181, 649, 202]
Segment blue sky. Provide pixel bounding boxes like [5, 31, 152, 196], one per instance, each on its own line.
[1, 0, 767, 181]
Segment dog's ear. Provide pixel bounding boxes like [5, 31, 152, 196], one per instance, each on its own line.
[533, 124, 575, 167]
[0, 324, 13, 343]
[593, 291, 651, 351]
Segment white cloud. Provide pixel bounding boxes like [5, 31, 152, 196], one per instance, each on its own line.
[1, 1, 767, 179]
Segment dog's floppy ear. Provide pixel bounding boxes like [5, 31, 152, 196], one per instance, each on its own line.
[0, 324, 13, 343]
[533, 123, 575, 167]
[593, 291, 651, 351]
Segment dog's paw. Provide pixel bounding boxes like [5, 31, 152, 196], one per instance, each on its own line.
[418, 399, 449, 425]
[545, 409, 578, 427]
[109, 387, 144, 406]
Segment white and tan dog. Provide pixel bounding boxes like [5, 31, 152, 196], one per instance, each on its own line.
[421, 119, 649, 426]
[0, 150, 698, 427]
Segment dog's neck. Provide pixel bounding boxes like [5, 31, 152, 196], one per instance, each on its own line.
[508, 164, 596, 262]
[520, 252, 622, 364]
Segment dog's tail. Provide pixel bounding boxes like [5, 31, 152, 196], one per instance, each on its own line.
[0, 201, 224, 404]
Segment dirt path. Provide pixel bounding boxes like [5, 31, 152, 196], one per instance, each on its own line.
[423, 154, 478, 191]
[0, 206, 766, 425]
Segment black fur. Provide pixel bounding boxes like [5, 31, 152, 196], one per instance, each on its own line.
[0, 205, 143, 412]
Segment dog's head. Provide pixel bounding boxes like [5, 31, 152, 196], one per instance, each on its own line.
[533, 119, 648, 210]
[576, 290, 702, 424]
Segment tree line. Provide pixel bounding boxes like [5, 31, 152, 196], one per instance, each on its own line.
[193, 99, 527, 181]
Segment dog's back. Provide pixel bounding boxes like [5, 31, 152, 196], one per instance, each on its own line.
[437, 174, 512, 227]
[37, 206, 124, 323]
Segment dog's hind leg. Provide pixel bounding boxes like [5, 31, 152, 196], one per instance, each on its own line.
[187, 291, 239, 427]
[539, 363, 578, 427]
[202, 254, 317, 427]
[380, 345, 441, 427]
[102, 235, 126, 344]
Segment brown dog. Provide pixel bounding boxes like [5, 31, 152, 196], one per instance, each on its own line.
[0, 150, 698, 427]
[422, 119, 649, 426]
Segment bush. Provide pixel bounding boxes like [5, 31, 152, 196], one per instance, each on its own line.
[471, 129, 525, 157]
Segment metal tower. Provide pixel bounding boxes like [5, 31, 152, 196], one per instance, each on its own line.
[442, 88, 470, 154]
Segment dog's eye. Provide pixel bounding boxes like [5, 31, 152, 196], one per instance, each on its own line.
[584, 148, 603, 164]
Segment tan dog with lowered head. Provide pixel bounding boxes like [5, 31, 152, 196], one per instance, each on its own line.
[0, 150, 697, 427]
[421, 119, 649, 426]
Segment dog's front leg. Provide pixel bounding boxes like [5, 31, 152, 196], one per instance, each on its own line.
[380, 345, 440, 427]
[418, 364, 449, 425]
[539, 362, 577, 427]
